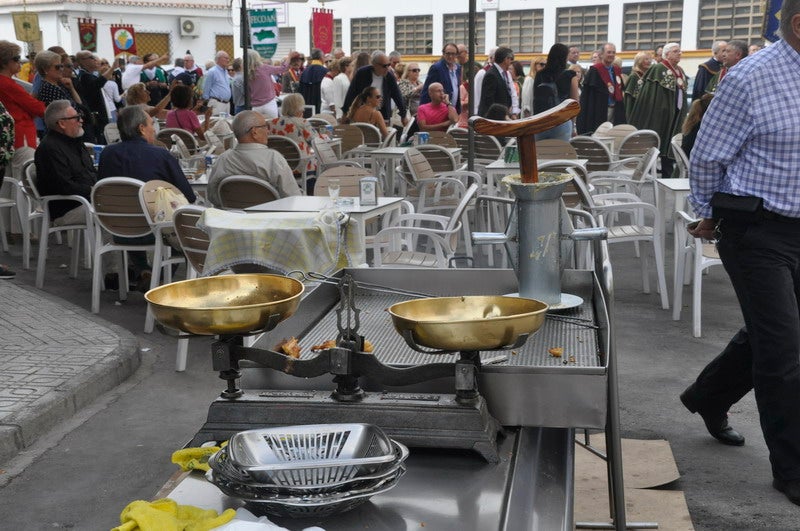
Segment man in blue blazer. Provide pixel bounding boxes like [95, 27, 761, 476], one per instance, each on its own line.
[420, 43, 462, 115]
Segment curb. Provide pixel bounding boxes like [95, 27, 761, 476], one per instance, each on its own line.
[0, 286, 142, 465]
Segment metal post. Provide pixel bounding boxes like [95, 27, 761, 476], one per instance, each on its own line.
[467, 0, 476, 172]
[241, 0, 251, 110]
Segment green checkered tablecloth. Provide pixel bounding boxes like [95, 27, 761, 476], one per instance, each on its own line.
[198, 208, 365, 276]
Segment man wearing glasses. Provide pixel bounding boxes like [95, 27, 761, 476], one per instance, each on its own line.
[207, 110, 300, 207]
[34, 100, 97, 227]
[419, 43, 463, 115]
[341, 51, 407, 126]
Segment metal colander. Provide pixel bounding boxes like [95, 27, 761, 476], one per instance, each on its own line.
[225, 424, 397, 486]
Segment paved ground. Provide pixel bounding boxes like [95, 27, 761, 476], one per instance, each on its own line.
[0, 231, 799, 529]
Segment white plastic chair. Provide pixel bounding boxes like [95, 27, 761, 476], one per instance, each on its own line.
[0, 176, 17, 254]
[672, 210, 723, 337]
[351, 122, 383, 148]
[30, 165, 95, 289]
[217, 175, 281, 210]
[104, 123, 121, 144]
[170, 205, 211, 371]
[671, 139, 691, 180]
[91, 177, 178, 320]
[373, 183, 479, 268]
[573, 176, 670, 309]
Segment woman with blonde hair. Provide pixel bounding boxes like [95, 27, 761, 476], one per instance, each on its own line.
[345, 86, 388, 139]
[267, 93, 319, 176]
[246, 49, 290, 119]
[125, 82, 170, 119]
[398, 62, 423, 116]
[624, 51, 653, 118]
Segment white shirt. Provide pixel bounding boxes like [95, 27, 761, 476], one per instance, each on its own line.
[332, 73, 350, 118]
[121, 63, 144, 91]
[320, 76, 335, 115]
[473, 68, 487, 115]
[102, 81, 122, 120]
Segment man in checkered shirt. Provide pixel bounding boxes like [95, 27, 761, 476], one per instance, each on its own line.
[680, 0, 800, 506]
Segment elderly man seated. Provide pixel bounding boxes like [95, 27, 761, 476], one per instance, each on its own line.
[34, 99, 97, 227]
[416, 82, 459, 132]
[207, 110, 300, 207]
[97, 104, 196, 289]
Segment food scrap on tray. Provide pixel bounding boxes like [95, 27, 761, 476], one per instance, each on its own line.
[548, 347, 564, 358]
[276, 337, 301, 358]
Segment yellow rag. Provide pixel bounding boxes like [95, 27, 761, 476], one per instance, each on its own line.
[171, 444, 224, 472]
[112, 498, 236, 531]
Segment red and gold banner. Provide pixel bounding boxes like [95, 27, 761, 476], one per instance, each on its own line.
[110, 24, 137, 57]
[79, 18, 97, 51]
[311, 8, 333, 54]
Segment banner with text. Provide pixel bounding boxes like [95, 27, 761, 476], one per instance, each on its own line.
[79, 19, 97, 51]
[312, 8, 333, 54]
[110, 24, 137, 57]
[249, 9, 278, 60]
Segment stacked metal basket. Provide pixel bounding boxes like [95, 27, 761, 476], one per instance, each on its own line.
[207, 423, 409, 518]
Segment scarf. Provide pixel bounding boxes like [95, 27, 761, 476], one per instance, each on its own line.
[593, 62, 623, 102]
[662, 59, 685, 109]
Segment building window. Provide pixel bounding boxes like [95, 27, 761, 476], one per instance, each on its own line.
[308, 18, 343, 51]
[351, 17, 385, 53]
[443, 12, 485, 51]
[395, 15, 433, 55]
[623, 1, 683, 51]
[555, 6, 609, 53]
[697, 0, 762, 48]
[496, 10, 544, 53]
[215, 34, 233, 60]
[133, 32, 170, 58]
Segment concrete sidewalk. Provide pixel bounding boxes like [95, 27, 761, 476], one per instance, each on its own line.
[0, 280, 140, 463]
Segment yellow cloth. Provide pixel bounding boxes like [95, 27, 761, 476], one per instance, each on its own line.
[113, 498, 236, 531]
[171, 446, 221, 472]
[198, 209, 365, 276]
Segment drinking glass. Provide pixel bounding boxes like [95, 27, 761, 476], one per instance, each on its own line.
[328, 178, 341, 206]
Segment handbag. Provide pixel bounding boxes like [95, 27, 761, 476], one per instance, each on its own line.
[710, 192, 763, 222]
[153, 186, 189, 223]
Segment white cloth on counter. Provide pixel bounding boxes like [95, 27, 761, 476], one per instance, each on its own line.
[213, 507, 325, 530]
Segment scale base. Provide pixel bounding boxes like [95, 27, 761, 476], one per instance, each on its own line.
[191, 389, 503, 463]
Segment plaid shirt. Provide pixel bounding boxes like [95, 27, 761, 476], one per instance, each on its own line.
[689, 39, 800, 218]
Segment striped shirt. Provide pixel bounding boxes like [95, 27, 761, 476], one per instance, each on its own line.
[689, 39, 800, 218]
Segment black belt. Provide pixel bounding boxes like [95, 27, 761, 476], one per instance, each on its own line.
[763, 210, 800, 223]
[211, 98, 230, 103]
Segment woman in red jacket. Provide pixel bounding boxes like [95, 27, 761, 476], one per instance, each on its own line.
[0, 40, 45, 148]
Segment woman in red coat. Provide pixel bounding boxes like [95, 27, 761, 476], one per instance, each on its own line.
[0, 40, 45, 148]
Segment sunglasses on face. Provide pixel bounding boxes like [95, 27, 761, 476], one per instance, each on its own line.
[379, 63, 391, 68]
[52, 64, 65, 70]
[537, 62, 546, 66]
[59, 114, 83, 122]
[12, 55, 21, 62]
[409, 68, 420, 72]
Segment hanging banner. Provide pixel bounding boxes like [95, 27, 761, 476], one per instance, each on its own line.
[11, 12, 40, 42]
[761, 0, 782, 43]
[79, 19, 98, 51]
[110, 24, 137, 57]
[249, 9, 278, 60]
[312, 8, 333, 54]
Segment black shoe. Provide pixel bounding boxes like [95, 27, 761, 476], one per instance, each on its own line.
[0, 264, 15, 279]
[773, 478, 800, 506]
[104, 273, 120, 290]
[680, 388, 745, 446]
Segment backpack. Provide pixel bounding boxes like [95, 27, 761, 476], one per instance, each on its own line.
[533, 75, 560, 115]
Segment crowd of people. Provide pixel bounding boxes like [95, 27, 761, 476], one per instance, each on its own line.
[0, 36, 777, 285]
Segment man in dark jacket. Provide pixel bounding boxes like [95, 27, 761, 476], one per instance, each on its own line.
[691, 40, 725, 100]
[74, 50, 113, 144]
[299, 48, 328, 114]
[341, 51, 407, 125]
[576, 42, 626, 134]
[477, 46, 514, 118]
[420, 43, 462, 115]
[34, 100, 96, 226]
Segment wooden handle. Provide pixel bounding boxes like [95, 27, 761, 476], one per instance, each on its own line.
[470, 100, 580, 183]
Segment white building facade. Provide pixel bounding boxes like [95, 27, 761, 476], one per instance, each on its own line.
[0, 0, 766, 63]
